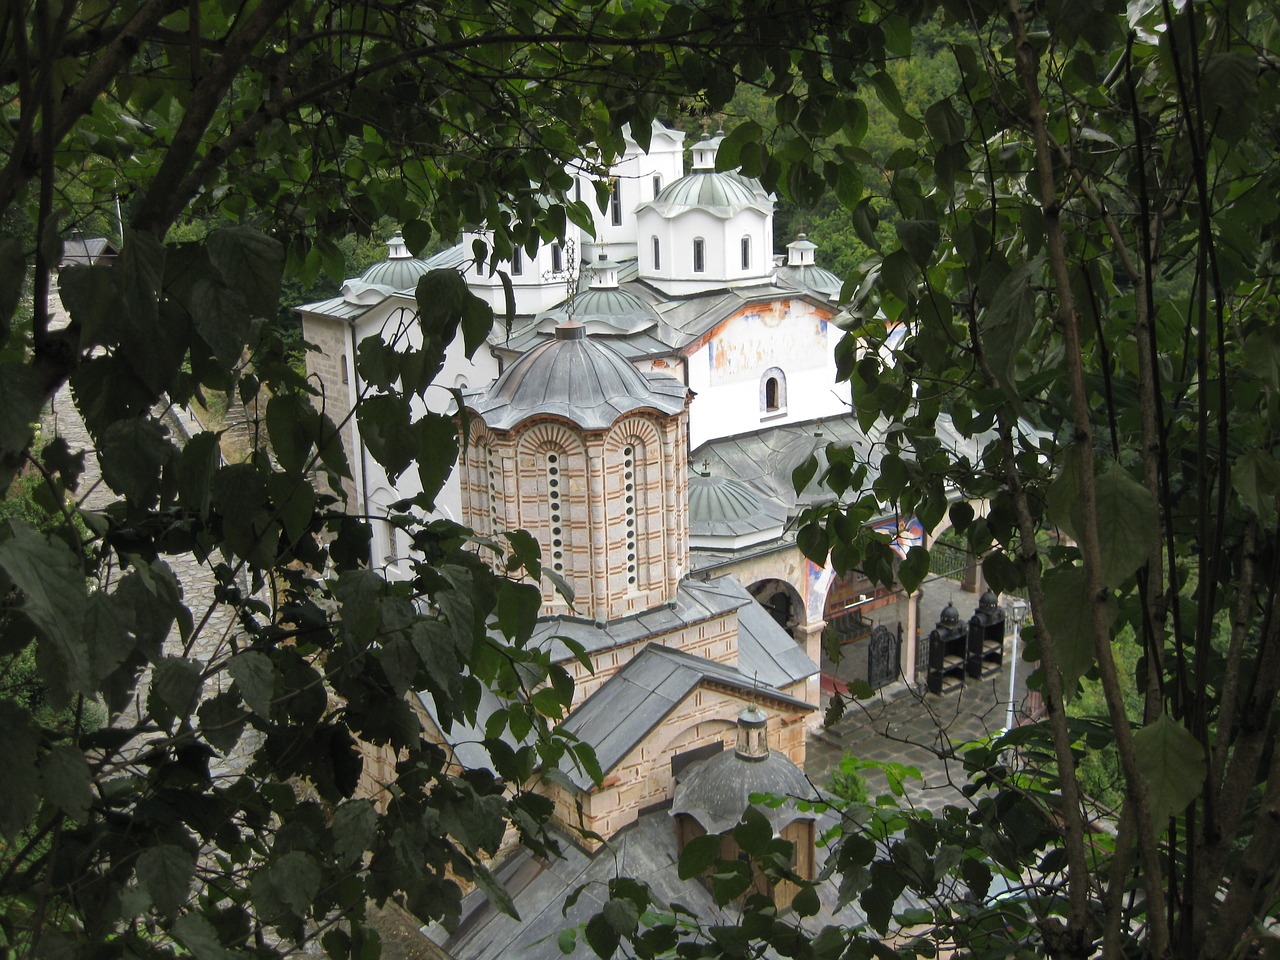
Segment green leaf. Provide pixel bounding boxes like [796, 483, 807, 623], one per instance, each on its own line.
[270, 851, 322, 917]
[1233, 449, 1280, 524]
[895, 220, 940, 268]
[148, 656, 204, 726]
[416, 413, 459, 506]
[897, 545, 930, 594]
[1133, 711, 1206, 824]
[472, 862, 521, 919]
[602, 897, 639, 936]
[0, 236, 25, 340]
[98, 417, 176, 507]
[198, 690, 249, 754]
[792, 884, 820, 918]
[0, 521, 89, 698]
[173, 913, 231, 960]
[266, 394, 317, 475]
[136, 844, 196, 917]
[206, 227, 284, 318]
[39, 744, 92, 822]
[333, 800, 378, 867]
[557, 928, 577, 954]
[924, 99, 966, 145]
[228, 650, 276, 717]
[0, 700, 39, 840]
[496, 580, 541, 644]
[792, 453, 819, 494]
[585, 914, 620, 959]
[677, 833, 722, 880]
[715, 120, 762, 171]
[460, 290, 494, 359]
[1093, 462, 1157, 586]
[1046, 445, 1085, 541]
[179, 431, 222, 521]
[1040, 566, 1100, 695]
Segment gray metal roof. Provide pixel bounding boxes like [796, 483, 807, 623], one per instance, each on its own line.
[557, 644, 814, 790]
[774, 263, 843, 300]
[468, 324, 687, 431]
[532, 286, 660, 336]
[499, 272, 835, 362]
[425, 804, 917, 960]
[687, 472, 788, 539]
[638, 170, 772, 220]
[671, 741, 812, 834]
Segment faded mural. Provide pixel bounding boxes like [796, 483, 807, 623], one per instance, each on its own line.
[706, 300, 829, 385]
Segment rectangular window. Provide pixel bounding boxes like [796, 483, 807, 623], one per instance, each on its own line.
[741, 236, 751, 270]
[652, 237, 661, 270]
[610, 179, 622, 226]
[552, 244, 563, 274]
[693, 238, 705, 273]
[511, 247, 523, 275]
[652, 174, 662, 197]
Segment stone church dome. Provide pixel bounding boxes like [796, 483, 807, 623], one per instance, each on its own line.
[468, 322, 686, 431]
[671, 706, 811, 834]
[687, 473, 787, 541]
[359, 234, 431, 291]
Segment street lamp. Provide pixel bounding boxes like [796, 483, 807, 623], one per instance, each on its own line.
[1003, 598, 1030, 734]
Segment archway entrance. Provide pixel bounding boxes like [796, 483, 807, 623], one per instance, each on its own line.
[821, 571, 900, 693]
[747, 579, 803, 634]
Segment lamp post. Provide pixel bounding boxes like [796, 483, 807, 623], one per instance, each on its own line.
[1003, 598, 1030, 734]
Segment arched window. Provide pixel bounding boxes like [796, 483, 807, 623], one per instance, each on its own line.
[761, 367, 787, 414]
[551, 243, 563, 274]
[511, 246, 523, 276]
[610, 179, 623, 226]
[652, 236, 661, 270]
[692, 238, 705, 273]
[741, 235, 751, 270]
[652, 174, 662, 197]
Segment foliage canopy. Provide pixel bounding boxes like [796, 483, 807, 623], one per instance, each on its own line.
[2, 0, 1279, 959]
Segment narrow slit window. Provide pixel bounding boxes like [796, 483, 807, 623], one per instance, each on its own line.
[552, 244, 563, 274]
[610, 179, 623, 226]
[652, 237, 661, 270]
[741, 235, 751, 270]
[693, 238, 705, 273]
[511, 246, 523, 276]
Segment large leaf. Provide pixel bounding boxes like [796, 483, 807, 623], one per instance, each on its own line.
[1133, 711, 1206, 824]
[1039, 565, 1100, 695]
[206, 227, 284, 318]
[0, 700, 39, 840]
[0, 521, 89, 698]
[228, 650, 276, 717]
[39, 744, 92, 822]
[1093, 462, 1157, 586]
[136, 844, 196, 917]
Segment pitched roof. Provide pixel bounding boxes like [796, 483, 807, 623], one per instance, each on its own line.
[557, 644, 815, 789]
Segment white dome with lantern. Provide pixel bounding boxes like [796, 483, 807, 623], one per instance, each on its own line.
[635, 132, 775, 294]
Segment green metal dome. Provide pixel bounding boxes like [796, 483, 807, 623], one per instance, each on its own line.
[535, 286, 660, 335]
[640, 171, 771, 220]
[359, 234, 431, 291]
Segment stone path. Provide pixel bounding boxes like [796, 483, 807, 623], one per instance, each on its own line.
[805, 668, 1030, 816]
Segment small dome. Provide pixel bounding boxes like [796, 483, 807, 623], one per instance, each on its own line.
[468, 323, 687, 431]
[940, 602, 960, 626]
[979, 589, 999, 612]
[533, 287, 660, 337]
[671, 732, 811, 834]
[359, 234, 432, 291]
[687, 473, 787, 539]
[649, 171, 764, 216]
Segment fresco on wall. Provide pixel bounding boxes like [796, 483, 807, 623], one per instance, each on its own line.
[707, 300, 828, 385]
